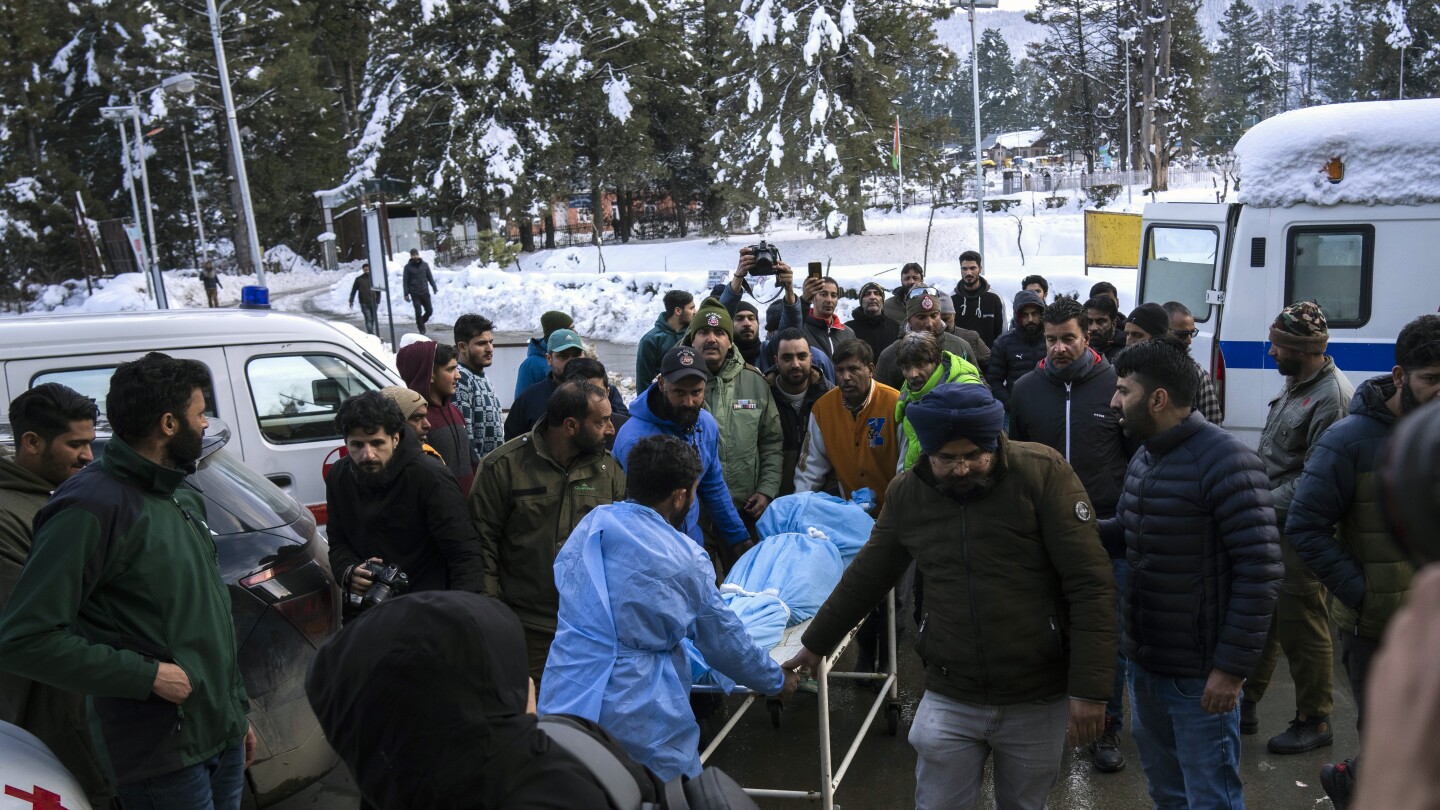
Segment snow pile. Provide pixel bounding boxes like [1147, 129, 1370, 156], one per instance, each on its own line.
[12, 263, 346, 316]
[1235, 99, 1440, 208]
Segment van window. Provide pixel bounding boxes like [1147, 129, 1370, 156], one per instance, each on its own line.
[1286, 227, 1372, 327]
[247, 354, 380, 444]
[1140, 226, 1219, 323]
[31, 366, 218, 425]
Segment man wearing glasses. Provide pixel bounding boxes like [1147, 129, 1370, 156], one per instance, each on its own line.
[1163, 301, 1224, 424]
[783, 382, 1116, 810]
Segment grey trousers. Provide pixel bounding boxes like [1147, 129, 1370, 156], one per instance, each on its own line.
[909, 690, 1068, 810]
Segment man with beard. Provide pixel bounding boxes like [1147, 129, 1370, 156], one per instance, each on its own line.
[985, 290, 1048, 410]
[1124, 302, 1224, 425]
[884, 262, 926, 323]
[733, 301, 765, 367]
[0, 354, 257, 807]
[454, 313, 505, 460]
[783, 383, 1116, 810]
[613, 346, 749, 552]
[1085, 296, 1125, 363]
[1103, 338, 1280, 810]
[874, 289, 978, 390]
[470, 381, 626, 681]
[846, 282, 901, 360]
[636, 289, 695, 386]
[1163, 301, 1225, 424]
[541, 435, 798, 781]
[939, 294, 991, 371]
[894, 332, 985, 473]
[790, 275, 857, 357]
[1009, 297, 1133, 774]
[767, 329, 832, 498]
[0, 384, 111, 808]
[327, 392, 484, 605]
[795, 339, 900, 506]
[688, 297, 783, 563]
[1286, 313, 1440, 810]
[1242, 302, 1352, 755]
[951, 250, 1006, 347]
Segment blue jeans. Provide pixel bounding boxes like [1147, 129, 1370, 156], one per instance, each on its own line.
[1129, 666, 1244, 810]
[116, 743, 245, 810]
[1106, 559, 1129, 729]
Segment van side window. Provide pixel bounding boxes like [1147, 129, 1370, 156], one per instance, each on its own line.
[247, 355, 380, 444]
[1140, 226, 1218, 323]
[32, 366, 219, 424]
[1286, 227, 1373, 327]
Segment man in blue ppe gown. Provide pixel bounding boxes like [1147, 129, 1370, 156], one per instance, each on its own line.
[539, 434, 799, 780]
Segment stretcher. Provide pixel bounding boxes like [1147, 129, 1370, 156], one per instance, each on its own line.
[693, 589, 901, 809]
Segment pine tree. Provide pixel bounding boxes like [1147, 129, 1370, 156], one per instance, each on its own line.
[1313, 3, 1360, 102]
[978, 29, 1025, 134]
[1296, 2, 1326, 105]
[1207, 0, 1262, 148]
[1026, 0, 1110, 171]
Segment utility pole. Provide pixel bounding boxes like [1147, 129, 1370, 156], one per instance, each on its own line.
[206, 0, 266, 285]
[181, 125, 210, 267]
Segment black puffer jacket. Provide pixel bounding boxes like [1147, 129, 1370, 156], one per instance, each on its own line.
[1009, 351, 1131, 555]
[985, 290, 1048, 408]
[1101, 411, 1281, 679]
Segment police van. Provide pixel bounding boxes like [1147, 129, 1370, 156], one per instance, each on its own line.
[0, 309, 404, 525]
[1136, 98, 1440, 448]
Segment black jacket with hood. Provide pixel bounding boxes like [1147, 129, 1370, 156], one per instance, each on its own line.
[985, 290, 1049, 408]
[845, 309, 901, 362]
[951, 275, 1006, 347]
[306, 591, 659, 809]
[326, 427, 486, 595]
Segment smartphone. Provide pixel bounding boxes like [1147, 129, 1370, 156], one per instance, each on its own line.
[808, 261, 823, 280]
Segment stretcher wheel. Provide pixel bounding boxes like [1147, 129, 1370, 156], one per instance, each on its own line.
[886, 703, 901, 736]
[768, 699, 783, 729]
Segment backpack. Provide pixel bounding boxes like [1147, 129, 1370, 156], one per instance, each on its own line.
[538, 716, 759, 810]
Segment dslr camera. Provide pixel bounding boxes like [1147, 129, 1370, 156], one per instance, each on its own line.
[745, 241, 781, 275]
[346, 561, 411, 615]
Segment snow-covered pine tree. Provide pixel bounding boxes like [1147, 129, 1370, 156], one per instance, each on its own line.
[713, 0, 950, 236]
[1026, 0, 1110, 172]
[1206, 0, 1262, 148]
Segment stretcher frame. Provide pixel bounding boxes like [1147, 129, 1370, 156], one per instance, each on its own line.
[693, 590, 900, 809]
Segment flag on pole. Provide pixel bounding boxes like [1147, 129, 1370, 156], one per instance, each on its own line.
[892, 116, 901, 171]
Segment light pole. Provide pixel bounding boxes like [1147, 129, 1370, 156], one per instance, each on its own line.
[100, 109, 156, 303]
[205, 0, 266, 286]
[1120, 26, 1136, 205]
[180, 125, 210, 267]
[967, 0, 999, 258]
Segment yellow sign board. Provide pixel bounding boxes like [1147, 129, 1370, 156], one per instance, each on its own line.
[1085, 211, 1143, 269]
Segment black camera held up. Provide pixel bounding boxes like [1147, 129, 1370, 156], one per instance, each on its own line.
[745, 241, 781, 275]
[346, 561, 410, 615]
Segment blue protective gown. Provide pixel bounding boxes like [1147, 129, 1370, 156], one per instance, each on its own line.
[538, 501, 785, 781]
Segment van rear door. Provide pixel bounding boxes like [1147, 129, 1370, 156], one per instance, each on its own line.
[1137, 202, 1238, 420]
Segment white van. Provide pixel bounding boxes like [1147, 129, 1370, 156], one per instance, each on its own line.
[1137, 98, 1440, 448]
[0, 309, 403, 524]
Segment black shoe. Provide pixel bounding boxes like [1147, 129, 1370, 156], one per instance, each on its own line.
[1240, 698, 1259, 735]
[1320, 759, 1356, 810]
[1089, 718, 1125, 773]
[1267, 714, 1334, 754]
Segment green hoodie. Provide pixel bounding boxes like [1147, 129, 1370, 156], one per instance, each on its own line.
[0, 437, 249, 784]
[896, 351, 985, 471]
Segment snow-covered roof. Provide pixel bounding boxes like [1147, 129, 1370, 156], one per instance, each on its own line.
[992, 129, 1047, 150]
[1234, 99, 1440, 208]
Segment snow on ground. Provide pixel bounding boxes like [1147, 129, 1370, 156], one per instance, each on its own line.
[11, 262, 346, 316]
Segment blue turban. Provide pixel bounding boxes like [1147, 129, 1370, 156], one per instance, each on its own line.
[907, 383, 1005, 455]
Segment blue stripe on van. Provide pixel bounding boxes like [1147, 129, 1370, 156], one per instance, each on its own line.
[1220, 340, 1396, 372]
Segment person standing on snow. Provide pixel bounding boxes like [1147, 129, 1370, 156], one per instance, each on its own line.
[200, 261, 223, 308]
[540, 434, 798, 781]
[348, 263, 383, 336]
[402, 249, 438, 335]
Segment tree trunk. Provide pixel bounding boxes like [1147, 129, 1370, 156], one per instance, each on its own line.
[1152, 0, 1173, 191]
[543, 203, 556, 249]
[1075, 0, 1096, 174]
[517, 199, 535, 253]
[590, 178, 603, 246]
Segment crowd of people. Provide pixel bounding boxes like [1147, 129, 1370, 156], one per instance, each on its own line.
[0, 246, 1437, 810]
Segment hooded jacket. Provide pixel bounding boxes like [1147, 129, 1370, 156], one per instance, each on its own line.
[1101, 412, 1282, 679]
[895, 351, 986, 471]
[803, 435, 1117, 705]
[1009, 351, 1130, 556]
[1286, 376, 1414, 639]
[636, 315, 687, 387]
[951, 275, 1006, 347]
[468, 419, 625, 633]
[612, 384, 748, 546]
[767, 366, 833, 498]
[985, 290, 1049, 408]
[845, 308, 901, 362]
[326, 427, 486, 596]
[0, 437, 250, 785]
[703, 345, 784, 502]
[398, 340, 476, 492]
[883, 285, 912, 324]
[401, 256, 437, 297]
[307, 591, 649, 809]
[0, 450, 113, 807]
[515, 338, 550, 399]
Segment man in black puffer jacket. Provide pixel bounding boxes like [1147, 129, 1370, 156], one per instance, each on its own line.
[985, 290, 1048, 410]
[1101, 338, 1280, 810]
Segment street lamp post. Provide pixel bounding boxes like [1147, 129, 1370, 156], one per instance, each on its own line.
[129, 94, 167, 309]
[967, 0, 999, 258]
[103, 113, 156, 303]
[180, 125, 210, 267]
[1120, 27, 1136, 206]
[205, 0, 266, 286]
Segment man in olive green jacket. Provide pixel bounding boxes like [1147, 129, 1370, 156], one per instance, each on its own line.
[688, 298, 783, 561]
[0, 385, 113, 808]
[0, 356, 253, 807]
[784, 383, 1115, 810]
[469, 381, 626, 681]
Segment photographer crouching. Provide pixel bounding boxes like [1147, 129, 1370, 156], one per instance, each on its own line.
[326, 391, 486, 618]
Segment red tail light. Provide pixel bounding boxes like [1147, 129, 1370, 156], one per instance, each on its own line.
[273, 587, 336, 648]
[1212, 345, 1227, 419]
